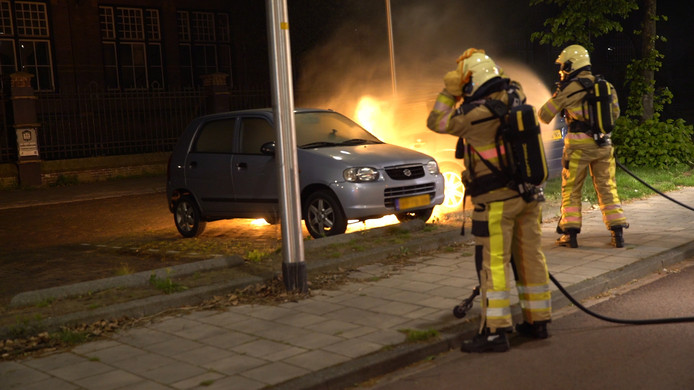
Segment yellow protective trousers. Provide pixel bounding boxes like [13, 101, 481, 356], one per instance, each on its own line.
[471, 197, 551, 332]
[559, 143, 627, 231]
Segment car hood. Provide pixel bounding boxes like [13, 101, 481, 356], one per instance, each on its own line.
[299, 143, 434, 168]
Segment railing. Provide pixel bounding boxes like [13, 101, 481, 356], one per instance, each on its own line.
[0, 87, 271, 163]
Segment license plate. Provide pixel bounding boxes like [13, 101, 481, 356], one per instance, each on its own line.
[395, 194, 430, 211]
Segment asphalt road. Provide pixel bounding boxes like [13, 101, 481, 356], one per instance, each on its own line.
[354, 259, 694, 390]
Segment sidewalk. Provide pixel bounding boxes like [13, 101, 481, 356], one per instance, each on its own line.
[3, 181, 694, 389]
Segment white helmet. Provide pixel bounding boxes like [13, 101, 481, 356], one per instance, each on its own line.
[460, 52, 501, 97]
[556, 44, 591, 81]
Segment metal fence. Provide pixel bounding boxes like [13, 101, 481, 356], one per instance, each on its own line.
[0, 88, 271, 163]
[34, 89, 208, 161]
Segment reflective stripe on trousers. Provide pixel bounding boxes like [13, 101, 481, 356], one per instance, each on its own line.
[472, 197, 551, 331]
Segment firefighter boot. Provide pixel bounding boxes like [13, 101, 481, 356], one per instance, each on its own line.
[515, 320, 549, 339]
[556, 227, 579, 248]
[611, 226, 624, 248]
[460, 328, 510, 353]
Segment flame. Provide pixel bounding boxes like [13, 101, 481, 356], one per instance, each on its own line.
[346, 215, 400, 233]
[354, 96, 396, 136]
[251, 218, 270, 226]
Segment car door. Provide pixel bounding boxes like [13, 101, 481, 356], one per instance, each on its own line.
[230, 116, 279, 215]
[184, 117, 238, 216]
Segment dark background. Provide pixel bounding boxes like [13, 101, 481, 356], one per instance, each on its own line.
[285, 0, 693, 124]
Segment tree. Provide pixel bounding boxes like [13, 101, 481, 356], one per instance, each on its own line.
[622, 0, 669, 122]
[529, 0, 638, 52]
[640, 0, 656, 120]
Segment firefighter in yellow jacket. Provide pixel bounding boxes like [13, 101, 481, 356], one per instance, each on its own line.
[427, 49, 551, 353]
[538, 44, 628, 248]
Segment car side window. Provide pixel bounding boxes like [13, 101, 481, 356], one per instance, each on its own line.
[240, 117, 275, 154]
[193, 119, 235, 153]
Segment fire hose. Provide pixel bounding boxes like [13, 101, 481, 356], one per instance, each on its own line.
[453, 159, 694, 325]
[453, 272, 694, 325]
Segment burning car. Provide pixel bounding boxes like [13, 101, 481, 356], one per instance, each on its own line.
[167, 108, 445, 239]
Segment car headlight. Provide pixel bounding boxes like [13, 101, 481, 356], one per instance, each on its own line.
[344, 167, 379, 182]
[426, 160, 439, 175]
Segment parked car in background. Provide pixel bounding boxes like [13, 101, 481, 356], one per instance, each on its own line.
[167, 108, 445, 239]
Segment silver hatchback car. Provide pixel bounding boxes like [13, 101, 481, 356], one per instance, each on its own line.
[167, 108, 445, 239]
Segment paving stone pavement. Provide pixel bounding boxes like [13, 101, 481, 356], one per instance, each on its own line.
[3, 177, 694, 389]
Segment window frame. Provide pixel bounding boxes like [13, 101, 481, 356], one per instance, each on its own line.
[176, 9, 233, 90]
[99, 4, 164, 91]
[0, 0, 55, 92]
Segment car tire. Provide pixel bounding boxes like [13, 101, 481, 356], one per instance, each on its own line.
[174, 195, 206, 238]
[264, 214, 280, 225]
[395, 207, 434, 223]
[304, 190, 347, 239]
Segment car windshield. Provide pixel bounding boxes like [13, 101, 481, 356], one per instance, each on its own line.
[296, 112, 383, 148]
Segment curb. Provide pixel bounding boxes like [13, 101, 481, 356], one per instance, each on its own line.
[9, 256, 245, 307]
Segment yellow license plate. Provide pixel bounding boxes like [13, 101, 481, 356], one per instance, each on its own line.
[396, 194, 430, 211]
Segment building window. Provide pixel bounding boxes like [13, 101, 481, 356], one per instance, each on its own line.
[0, 0, 54, 92]
[99, 5, 164, 90]
[177, 10, 232, 89]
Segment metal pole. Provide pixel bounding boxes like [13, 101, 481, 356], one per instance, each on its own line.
[266, 0, 307, 292]
[385, 0, 397, 97]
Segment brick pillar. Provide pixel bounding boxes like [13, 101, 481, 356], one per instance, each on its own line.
[201, 72, 230, 114]
[10, 71, 42, 187]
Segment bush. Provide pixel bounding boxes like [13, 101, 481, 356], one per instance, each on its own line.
[612, 117, 694, 168]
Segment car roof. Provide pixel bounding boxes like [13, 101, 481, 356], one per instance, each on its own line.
[196, 108, 336, 122]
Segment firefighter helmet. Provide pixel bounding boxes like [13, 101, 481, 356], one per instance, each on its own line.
[556, 44, 591, 81]
[460, 52, 500, 97]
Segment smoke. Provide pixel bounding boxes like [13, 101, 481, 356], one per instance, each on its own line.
[293, 0, 556, 164]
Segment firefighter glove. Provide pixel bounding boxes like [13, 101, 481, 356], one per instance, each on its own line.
[444, 70, 463, 97]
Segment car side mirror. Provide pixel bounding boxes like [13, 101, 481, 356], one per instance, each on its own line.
[260, 141, 276, 155]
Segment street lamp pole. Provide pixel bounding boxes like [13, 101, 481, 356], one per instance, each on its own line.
[386, 0, 397, 98]
[266, 0, 307, 293]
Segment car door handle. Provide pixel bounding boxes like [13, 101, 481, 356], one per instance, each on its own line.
[236, 162, 247, 170]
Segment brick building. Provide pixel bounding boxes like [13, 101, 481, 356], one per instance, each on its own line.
[1, 0, 271, 180]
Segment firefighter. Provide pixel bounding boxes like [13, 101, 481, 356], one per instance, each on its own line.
[538, 44, 628, 248]
[427, 49, 552, 353]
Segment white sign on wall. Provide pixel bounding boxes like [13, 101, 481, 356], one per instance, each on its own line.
[16, 128, 39, 157]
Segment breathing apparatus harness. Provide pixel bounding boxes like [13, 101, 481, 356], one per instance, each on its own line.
[561, 71, 615, 147]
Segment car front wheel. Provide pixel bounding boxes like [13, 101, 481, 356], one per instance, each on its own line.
[395, 207, 434, 223]
[304, 190, 347, 239]
[174, 195, 206, 238]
